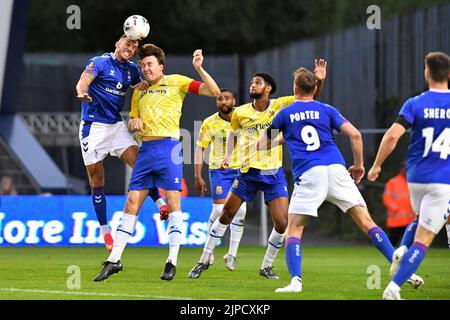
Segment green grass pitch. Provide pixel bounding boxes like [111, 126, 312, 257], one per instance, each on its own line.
[0, 246, 448, 300]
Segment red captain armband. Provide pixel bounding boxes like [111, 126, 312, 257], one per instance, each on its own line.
[188, 81, 202, 95]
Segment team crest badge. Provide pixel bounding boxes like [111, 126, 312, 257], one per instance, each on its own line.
[215, 186, 223, 195]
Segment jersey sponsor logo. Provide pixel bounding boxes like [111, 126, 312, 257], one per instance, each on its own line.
[139, 89, 168, 99]
[105, 87, 126, 96]
[246, 122, 271, 134]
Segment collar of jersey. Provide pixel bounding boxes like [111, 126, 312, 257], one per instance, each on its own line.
[251, 100, 271, 112]
[149, 75, 166, 87]
[429, 88, 450, 93]
[217, 112, 231, 123]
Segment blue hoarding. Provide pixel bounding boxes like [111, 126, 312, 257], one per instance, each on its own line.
[0, 196, 212, 247]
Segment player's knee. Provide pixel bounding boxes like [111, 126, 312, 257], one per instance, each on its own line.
[273, 218, 287, 234]
[219, 207, 235, 225]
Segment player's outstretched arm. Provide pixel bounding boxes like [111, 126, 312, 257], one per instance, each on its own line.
[192, 49, 221, 97]
[340, 121, 365, 184]
[314, 58, 327, 100]
[76, 72, 95, 103]
[194, 146, 207, 196]
[368, 123, 406, 181]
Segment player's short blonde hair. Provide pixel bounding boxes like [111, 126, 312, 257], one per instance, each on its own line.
[293, 67, 316, 95]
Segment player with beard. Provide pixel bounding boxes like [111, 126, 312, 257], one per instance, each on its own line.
[189, 60, 327, 279]
[195, 89, 247, 271]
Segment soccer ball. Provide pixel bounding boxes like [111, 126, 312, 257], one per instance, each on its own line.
[123, 15, 150, 41]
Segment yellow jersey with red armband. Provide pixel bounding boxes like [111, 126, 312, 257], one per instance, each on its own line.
[130, 74, 202, 139]
[231, 96, 295, 172]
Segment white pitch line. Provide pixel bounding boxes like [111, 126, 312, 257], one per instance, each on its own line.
[0, 288, 195, 300]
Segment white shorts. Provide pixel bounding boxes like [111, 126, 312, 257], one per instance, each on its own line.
[408, 183, 450, 234]
[288, 164, 367, 217]
[79, 121, 137, 166]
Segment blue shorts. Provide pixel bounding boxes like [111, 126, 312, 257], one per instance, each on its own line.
[209, 168, 240, 200]
[129, 138, 183, 191]
[230, 168, 288, 203]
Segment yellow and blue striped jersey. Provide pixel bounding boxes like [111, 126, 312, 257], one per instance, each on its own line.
[231, 96, 295, 172]
[197, 112, 240, 170]
[130, 74, 196, 139]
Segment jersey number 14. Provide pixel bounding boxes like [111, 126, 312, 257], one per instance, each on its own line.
[422, 127, 450, 160]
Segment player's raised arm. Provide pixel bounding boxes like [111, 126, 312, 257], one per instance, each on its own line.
[192, 49, 221, 97]
[367, 123, 407, 182]
[339, 121, 365, 184]
[313, 58, 327, 100]
[76, 71, 95, 103]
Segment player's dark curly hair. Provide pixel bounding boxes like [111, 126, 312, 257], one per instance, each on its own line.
[137, 44, 166, 65]
[252, 72, 277, 94]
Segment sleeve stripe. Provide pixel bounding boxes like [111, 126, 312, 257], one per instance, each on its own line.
[188, 81, 202, 94]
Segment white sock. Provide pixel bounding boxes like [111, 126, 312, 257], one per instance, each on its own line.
[387, 281, 401, 292]
[167, 211, 183, 266]
[200, 219, 229, 263]
[207, 204, 224, 231]
[229, 203, 246, 257]
[100, 225, 111, 236]
[155, 198, 166, 209]
[446, 224, 450, 248]
[291, 276, 302, 286]
[108, 213, 137, 263]
[261, 228, 284, 269]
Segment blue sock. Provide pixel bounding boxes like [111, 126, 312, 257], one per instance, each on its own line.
[393, 242, 428, 287]
[149, 187, 161, 202]
[399, 221, 418, 248]
[92, 187, 107, 226]
[368, 226, 395, 263]
[285, 237, 302, 278]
